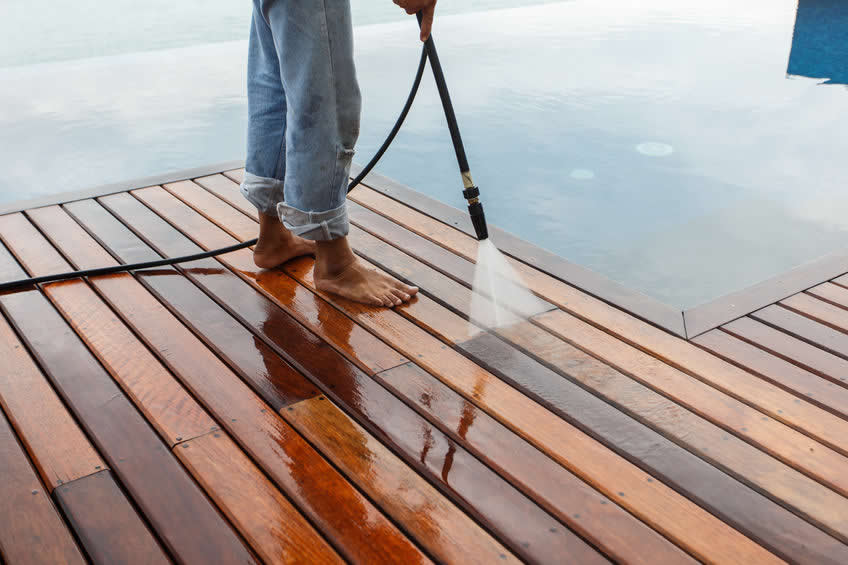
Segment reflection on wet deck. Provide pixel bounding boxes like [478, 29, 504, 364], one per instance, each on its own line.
[1, 166, 848, 564]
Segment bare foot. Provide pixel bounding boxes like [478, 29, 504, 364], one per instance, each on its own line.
[253, 212, 316, 269]
[314, 238, 418, 307]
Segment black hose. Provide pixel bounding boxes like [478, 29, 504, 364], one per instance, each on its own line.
[417, 12, 470, 174]
[0, 45, 430, 293]
[416, 12, 489, 241]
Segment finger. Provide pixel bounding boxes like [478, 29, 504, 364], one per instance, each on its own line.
[420, 4, 435, 41]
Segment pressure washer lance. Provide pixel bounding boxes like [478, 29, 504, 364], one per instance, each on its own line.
[0, 17, 487, 292]
[418, 12, 488, 241]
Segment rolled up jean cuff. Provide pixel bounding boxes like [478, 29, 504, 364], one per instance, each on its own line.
[241, 172, 285, 215]
[277, 200, 349, 241]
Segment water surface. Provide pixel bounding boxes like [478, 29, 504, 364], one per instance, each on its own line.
[1, 0, 846, 308]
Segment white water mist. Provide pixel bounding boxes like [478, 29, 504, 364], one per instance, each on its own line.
[469, 239, 547, 332]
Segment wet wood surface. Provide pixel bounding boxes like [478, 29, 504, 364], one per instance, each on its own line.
[286, 396, 524, 565]
[535, 309, 848, 496]
[150, 181, 787, 563]
[487, 324, 848, 560]
[4, 165, 848, 563]
[0, 308, 105, 491]
[25, 204, 427, 564]
[116, 188, 408, 374]
[349, 184, 848, 452]
[97, 187, 601, 563]
[0, 218, 260, 564]
[379, 363, 696, 565]
[53, 470, 170, 565]
[277, 266, 782, 564]
[175, 430, 345, 565]
[0, 406, 87, 565]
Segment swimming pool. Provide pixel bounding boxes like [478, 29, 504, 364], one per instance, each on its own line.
[1, 0, 846, 308]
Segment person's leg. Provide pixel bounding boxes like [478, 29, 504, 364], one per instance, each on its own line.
[243, 2, 315, 269]
[263, 0, 416, 306]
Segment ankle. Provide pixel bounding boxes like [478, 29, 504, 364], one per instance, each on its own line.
[257, 212, 294, 246]
[315, 237, 357, 278]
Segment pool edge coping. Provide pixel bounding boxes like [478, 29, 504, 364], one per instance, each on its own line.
[5, 160, 846, 340]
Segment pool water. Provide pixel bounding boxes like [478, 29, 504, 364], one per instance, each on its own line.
[1, 0, 846, 308]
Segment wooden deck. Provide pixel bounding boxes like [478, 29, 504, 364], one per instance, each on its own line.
[1, 167, 847, 564]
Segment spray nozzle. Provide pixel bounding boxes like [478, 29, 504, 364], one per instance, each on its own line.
[462, 185, 488, 240]
[467, 200, 489, 241]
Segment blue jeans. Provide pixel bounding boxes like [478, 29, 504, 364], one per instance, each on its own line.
[242, 0, 361, 241]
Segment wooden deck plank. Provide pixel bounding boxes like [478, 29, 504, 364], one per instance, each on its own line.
[0, 234, 28, 281]
[163, 180, 257, 241]
[185, 179, 848, 554]
[346, 205, 848, 550]
[693, 330, 848, 419]
[535, 309, 848, 497]
[537, 296, 848, 454]
[348, 199, 479, 283]
[349, 186, 848, 448]
[148, 182, 785, 563]
[344, 188, 848, 444]
[122, 181, 783, 563]
[0, 218, 260, 565]
[274, 342, 617, 564]
[66, 197, 323, 412]
[483, 324, 848, 560]
[286, 396, 525, 565]
[22, 206, 219, 446]
[314, 196, 845, 535]
[0, 405, 86, 565]
[41, 279, 220, 446]
[723, 317, 848, 386]
[229, 181, 848, 555]
[277, 264, 783, 564]
[754, 303, 848, 360]
[25, 205, 428, 565]
[223, 168, 245, 184]
[809, 282, 848, 310]
[20, 257, 345, 561]
[92, 191, 594, 564]
[193, 174, 256, 218]
[378, 363, 695, 565]
[111, 189, 407, 375]
[0, 301, 105, 490]
[782, 293, 848, 335]
[175, 430, 344, 565]
[53, 470, 171, 565]
[0, 289, 259, 564]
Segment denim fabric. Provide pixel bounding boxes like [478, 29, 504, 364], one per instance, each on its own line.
[242, 0, 361, 240]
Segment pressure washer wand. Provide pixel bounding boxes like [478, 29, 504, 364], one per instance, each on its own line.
[417, 13, 489, 240]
